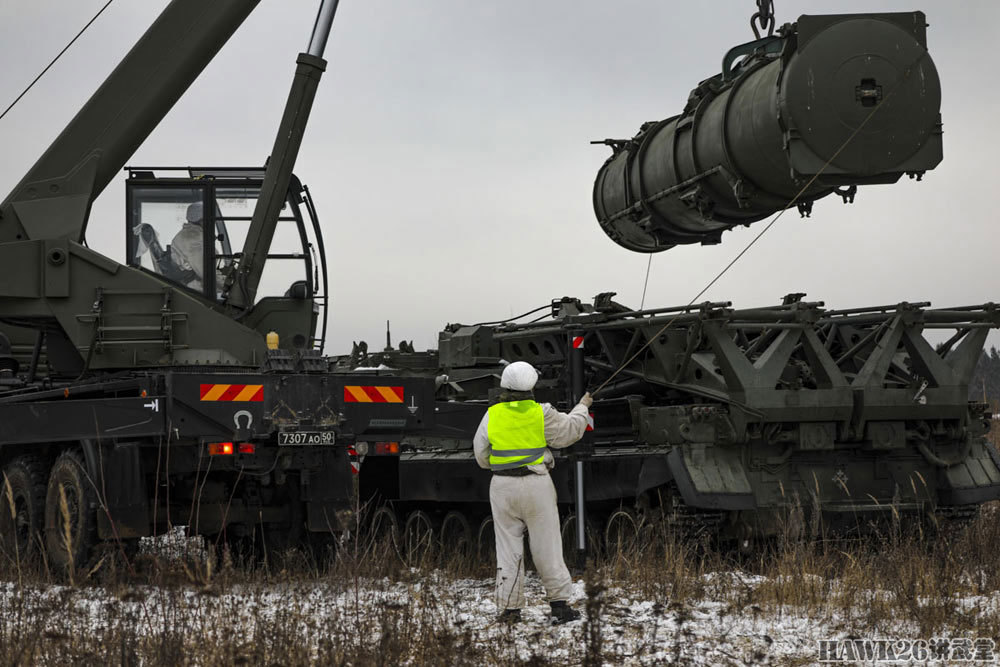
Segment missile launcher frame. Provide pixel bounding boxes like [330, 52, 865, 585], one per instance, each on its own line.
[335, 294, 1000, 550]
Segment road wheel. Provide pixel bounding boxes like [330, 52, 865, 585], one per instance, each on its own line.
[440, 510, 472, 558]
[0, 456, 48, 562]
[604, 508, 642, 557]
[44, 450, 97, 573]
[366, 505, 400, 558]
[476, 516, 495, 562]
[403, 510, 437, 565]
[560, 513, 600, 565]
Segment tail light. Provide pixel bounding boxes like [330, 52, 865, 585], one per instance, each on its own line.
[374, 442, 400, 455]
[208, 442, 234, 456]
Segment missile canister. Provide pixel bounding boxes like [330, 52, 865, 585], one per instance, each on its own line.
[593, 12, 942, 253]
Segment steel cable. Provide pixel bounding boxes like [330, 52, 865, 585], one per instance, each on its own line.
[0, 0, 115, 123]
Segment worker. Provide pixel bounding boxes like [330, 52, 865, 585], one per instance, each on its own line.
[171, 202, 208, 290]
[473, 360, 593, 625]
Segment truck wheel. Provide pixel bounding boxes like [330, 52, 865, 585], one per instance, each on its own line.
[44, 450, 97, 573]
[0, 456, 48, 561]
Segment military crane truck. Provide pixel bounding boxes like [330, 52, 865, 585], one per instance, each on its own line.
[0, 0, 445, 569]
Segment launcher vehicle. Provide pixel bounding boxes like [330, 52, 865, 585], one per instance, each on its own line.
[339, 294, 1000, 554]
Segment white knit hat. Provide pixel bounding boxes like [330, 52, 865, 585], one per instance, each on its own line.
[500, 361, 538, 391]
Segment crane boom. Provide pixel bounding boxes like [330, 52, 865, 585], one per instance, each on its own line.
[0, 0, 260, 244]
[225, 0, 340, 308]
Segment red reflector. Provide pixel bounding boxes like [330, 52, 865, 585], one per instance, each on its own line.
[375, 441, 400, 455]
[238, 442, 255, 454]
[208, 442, 234, 456]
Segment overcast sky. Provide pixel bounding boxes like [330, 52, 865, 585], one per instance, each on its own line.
[0, 1, 998, 353]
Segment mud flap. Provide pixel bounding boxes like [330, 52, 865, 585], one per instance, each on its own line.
[304, 448, 353, 532]
[667, 445, 755, 510]
[93, 442, 150, 540]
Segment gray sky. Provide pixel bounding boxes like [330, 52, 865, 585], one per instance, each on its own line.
[1, 1, 998, 353]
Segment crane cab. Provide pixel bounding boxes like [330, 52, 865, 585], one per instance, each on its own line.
[125, 166, 329, 352]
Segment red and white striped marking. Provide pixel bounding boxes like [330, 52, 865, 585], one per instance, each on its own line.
[348, 445, 361, 474]
[572, 336, 585, 349]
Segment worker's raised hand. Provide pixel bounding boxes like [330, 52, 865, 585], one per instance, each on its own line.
[579, 392, 593, 408]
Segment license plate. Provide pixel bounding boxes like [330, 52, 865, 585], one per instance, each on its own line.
[278, 431, 336, 445]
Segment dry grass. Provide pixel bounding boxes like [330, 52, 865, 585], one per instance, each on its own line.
[0, 503, 998, 664]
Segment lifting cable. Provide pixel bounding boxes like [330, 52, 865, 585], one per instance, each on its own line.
[0, 0, 115, 123]
[472, 303, 551, 327]
[590, 50, 929, 398]
[639, 254, 653, 310]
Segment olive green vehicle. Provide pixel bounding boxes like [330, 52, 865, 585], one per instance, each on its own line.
[0, 1, 994, 569]
[0, 0, 434, 569]
[339, 294, 1000, 551]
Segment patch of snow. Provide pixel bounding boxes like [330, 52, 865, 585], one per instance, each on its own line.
[1, 567, 996, 664]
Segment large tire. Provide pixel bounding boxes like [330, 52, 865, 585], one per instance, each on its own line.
[44, 450, 97, 573]
[0, 456, 48, 562]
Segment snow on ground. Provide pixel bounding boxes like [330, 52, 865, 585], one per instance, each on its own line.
[1, 566, 995, 665]
[0, 531, 993, 664]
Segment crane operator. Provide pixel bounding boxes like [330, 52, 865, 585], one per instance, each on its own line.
[473, 360, 593, 625]
[171, 201, 208, 291]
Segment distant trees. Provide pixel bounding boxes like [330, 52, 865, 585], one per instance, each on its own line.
[970, 347, 1000, 404]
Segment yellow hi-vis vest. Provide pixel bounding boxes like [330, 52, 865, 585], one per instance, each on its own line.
[487, 400, 547, 470]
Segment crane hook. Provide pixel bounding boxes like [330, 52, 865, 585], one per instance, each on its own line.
[750, 0, 776, 39]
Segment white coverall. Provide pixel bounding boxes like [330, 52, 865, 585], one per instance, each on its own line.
[171, 223, 206, 290]
[171, 223, 226, 294]
[473, 401, 590, 610]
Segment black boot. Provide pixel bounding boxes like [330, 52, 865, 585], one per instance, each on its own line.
[549, 600, 581, 625]
[498, 608, 521, 624]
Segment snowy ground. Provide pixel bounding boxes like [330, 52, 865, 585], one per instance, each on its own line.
[0, 528, 994, 664]
[2, 567, 996, 665]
